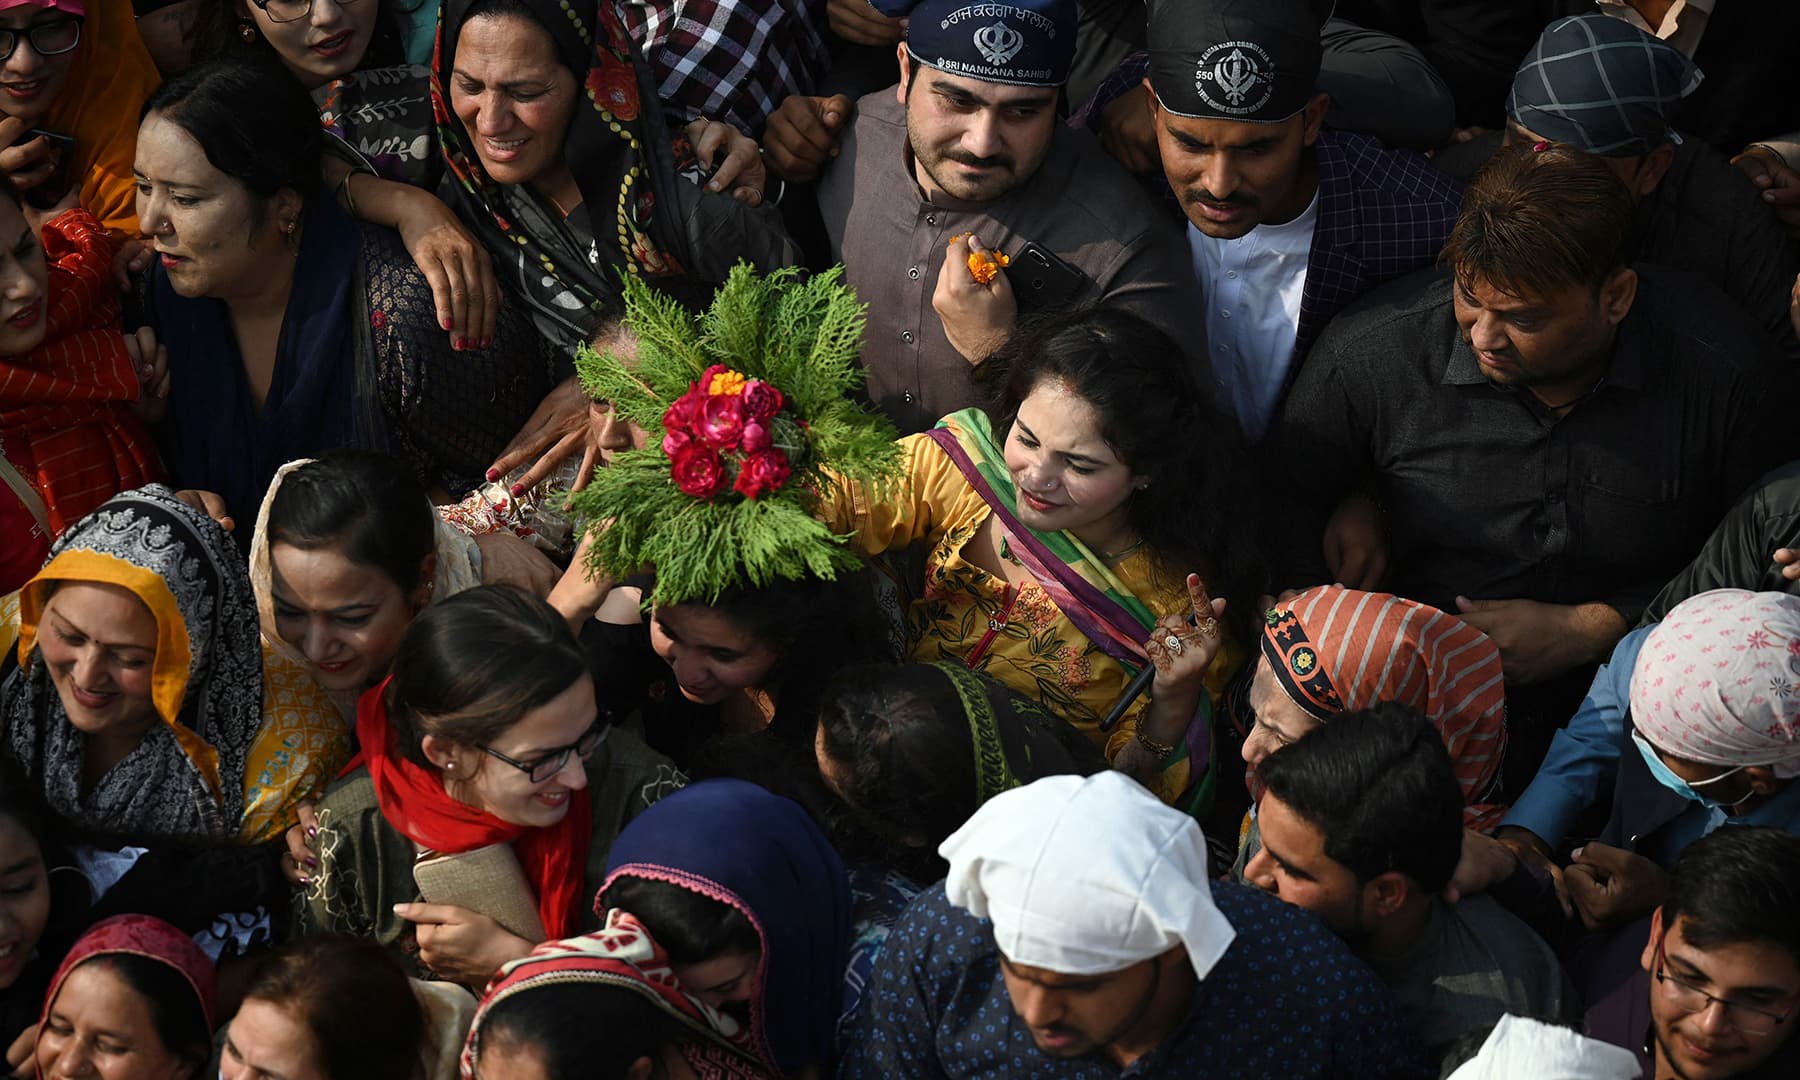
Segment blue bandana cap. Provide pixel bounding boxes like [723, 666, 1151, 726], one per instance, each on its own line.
[1507, 14, 1702, 157]
[875, 0, 1077, 88]
[1146, 0, 1322, 123]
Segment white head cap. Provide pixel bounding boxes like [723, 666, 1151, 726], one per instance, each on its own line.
[1447, 1015, 1641, 1080]
[939, 772, 1236, 981]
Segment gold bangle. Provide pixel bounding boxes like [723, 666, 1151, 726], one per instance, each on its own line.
[336, 169, 360, 219]
[1135, 729, 1176, 761]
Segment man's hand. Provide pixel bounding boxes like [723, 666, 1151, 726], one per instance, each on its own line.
[1731, 145, 1800, 244]
[122, 326, 170, 424]
[762, 94, 853, 182]
[1321, 494, 1387, 590]
[1096, 86, 1160, 174]
[473, 530, 560, 595]
[932, 232, 1016, 364]
[683, 119, 766, 205]
[827, 0, 903, 46]
[0, 116, 56, 192]
[1442, 827, 1521, 904]
[1564, 842, 1669, 931]
[1454, 597, 1625, 686]
[1774, 546, 1800, 582]
[395, 902, 535, 988]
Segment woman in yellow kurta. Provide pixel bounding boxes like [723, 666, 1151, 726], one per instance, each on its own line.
[821, 307, 1263, 811]
[0, 485, 348, 844]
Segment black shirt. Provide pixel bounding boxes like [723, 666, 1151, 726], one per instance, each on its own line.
[1641, 460, 1800, 624]
[1269, 265, 1792, 624]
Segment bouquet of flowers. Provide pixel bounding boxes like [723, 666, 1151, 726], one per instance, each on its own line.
[569, 264, 900, 605]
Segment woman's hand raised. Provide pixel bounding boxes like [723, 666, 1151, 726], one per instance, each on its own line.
[1143, 574, 1227, 698]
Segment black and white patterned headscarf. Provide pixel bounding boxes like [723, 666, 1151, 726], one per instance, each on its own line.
[3, 485, 263, 842]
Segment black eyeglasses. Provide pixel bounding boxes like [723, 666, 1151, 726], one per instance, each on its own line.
[481, 723, 607, 784]
[0, 17, 80, 63]
[248, 0, 367, 25]
[1655, 934, 1798, 1036]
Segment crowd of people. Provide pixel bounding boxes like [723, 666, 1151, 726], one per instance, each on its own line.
[0, 0, 1797, 1075]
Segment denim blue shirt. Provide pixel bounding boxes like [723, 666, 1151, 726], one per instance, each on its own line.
[840, 881, 1431, 1079]
[1503, 628, 1650, 847]
[1503, 625, 1800, 860]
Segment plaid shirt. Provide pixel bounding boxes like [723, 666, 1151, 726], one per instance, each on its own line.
[619, 0, 830, 137]
[1296, 129, 1464, 361]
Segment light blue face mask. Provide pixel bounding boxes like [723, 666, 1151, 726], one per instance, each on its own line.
[1631, 731, 1754, 811]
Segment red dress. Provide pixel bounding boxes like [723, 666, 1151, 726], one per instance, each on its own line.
[0, 209, 164, 535]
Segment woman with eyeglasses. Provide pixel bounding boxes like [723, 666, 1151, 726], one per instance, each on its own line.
[296, 585, 685, 989]
[0, 0, 159, 238]
[196, 0, 408, 88]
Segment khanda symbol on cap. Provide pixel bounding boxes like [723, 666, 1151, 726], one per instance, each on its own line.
[1197, 40, 1274, 113]
[974, 20, 1026, 66]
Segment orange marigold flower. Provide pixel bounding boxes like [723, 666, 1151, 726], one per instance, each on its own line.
[707, 369, 748, 396]
[966, 249, 1010, 285]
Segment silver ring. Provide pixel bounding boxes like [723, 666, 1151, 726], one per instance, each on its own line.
[1164, 633, 1183, 655]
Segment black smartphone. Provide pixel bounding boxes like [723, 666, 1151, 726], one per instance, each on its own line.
[16, 128, 76, 212]
[1005, 241, 1090, 312]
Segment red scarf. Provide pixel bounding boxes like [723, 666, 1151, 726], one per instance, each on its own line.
[353, 680, 592, 939]
[2, 211, 164, 534]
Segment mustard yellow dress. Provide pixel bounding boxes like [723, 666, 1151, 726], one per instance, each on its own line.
[823, 428, 1243, 805]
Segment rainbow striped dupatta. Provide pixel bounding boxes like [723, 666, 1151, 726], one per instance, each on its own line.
[924, 410, 1215, 814]
[925, 410, 1156, 668]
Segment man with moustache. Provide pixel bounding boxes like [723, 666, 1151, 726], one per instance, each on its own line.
[1131, 0, 1463, 440]
[1582, 827, 1800, 1080]
[763, 0, 1198, 433]
[842, 771, 1431, 1078]
[1267, 144, 1790, 785]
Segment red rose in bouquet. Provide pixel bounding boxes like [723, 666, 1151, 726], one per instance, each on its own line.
[733, 449, 792, 500]
[662, 427, 693, 457]
[741, 421, 771, 453]
[664, 387, 705, 433]
[699, 394, 745, 449]
[741, 380, 784, 421]
[671, 443, 725, 499]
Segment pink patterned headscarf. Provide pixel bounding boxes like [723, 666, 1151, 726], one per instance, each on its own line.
[1630, 589, 1800, 778]
[0, 1, 83, 15]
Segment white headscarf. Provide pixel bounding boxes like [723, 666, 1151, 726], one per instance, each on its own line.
[1631, 589, 1800, 778]
[1447, 1015, 1639, 1080]
[939, 772, 1236, 981]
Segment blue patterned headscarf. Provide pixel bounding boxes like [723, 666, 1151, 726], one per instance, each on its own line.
[601, 780, 852, 1077]
[1507, 14, 1703, 157]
